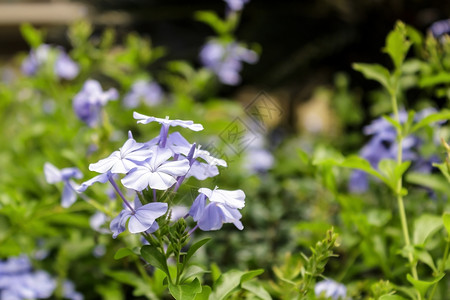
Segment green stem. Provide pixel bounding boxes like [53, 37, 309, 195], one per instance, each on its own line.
[391, 91, 419, 282]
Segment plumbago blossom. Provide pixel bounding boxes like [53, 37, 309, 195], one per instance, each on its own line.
[0, 256, 82, 300]
[44, 162, 82, 208]
[72, 80, 118, 127]
[189, 187, 245, 231]
[22, 44, 79, 80]
[349, 108, 442, 193]
[314, 279, 347, 300]
[200, 39, 258, 85]
[123, 80, 163, 108]
[75, 112, 245, 240]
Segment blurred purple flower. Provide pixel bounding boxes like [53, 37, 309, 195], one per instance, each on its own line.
[349, 108, 441, 193]
[22, 44, 79, 80]
[90, 212, 109, 234]
[314, 279, 347, 300]
[44, 162, 82, 208]
[189, 187, 245, 231]
[63, 280, 84, 300]
[224, 0, 249, 11]
[0, 256, 56, 300]
[54, 51, 79, 80]
[123, 80, 163, 108]
[73, 80, 118, 127]
[429, 19, 450, 38]
[200, 40, 258, 85]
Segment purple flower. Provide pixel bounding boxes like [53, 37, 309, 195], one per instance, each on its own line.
[189, 187, 245, 231]
[21, 44, 79, 80]
[168, 132, 227, 167]
[133, 112, 204, 131]
[121, 146, 190, 191]
[0, 256, 57, 300]
[90, 212, 109, 234]
[110, 198, 167, 238]
[62, 280, 84, 300]
[89, 137, 152, 174]
[44, 162, 82, 208]
[200, 40, 258, 85]
[76, 172, 113, 193]
[73, 80, 118, 127]
[123, 80, 163, 108]
[314, 279, 347, 300]
[54, 51, 79, 80]
[429, 19, 450, 38]
[224, 0, 249, 11]
[134, 112, 204, 148]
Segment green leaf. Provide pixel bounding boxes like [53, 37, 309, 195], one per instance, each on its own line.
[168, 278, 202, 300]
[209, 269, 264, 300]
[114, 248, 137, 260]
[352, 63, 391, 91]
[194, 286, 211, 300]
[411, 110, 450, 132]
[297, 148, 310, 165]
[406, 274, 445, 298]
[415, 249, 437, 273]
[433, 162, 450, 183]
[242, 281, 272, 300]
[443, 213, 450, 236]
[20, 23, 44, 48]
[406, 172, 450, 196]
[378, 159, 411, 193]
[195, 11, 228, 35]
[141, 245, 170, 278]
[413, 214, 443, 246]
[419, 72, 450, 88]
[241, 269, 264, 282]
[379, 295, 407, 300]
[184, 238, 211, 267]
[383, 21, 411, 70]
[181, 265, 210, 283]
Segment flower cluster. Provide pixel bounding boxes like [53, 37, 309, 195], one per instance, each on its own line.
[0, 256, 82, 300]
[349, 108, 440, 193]
[123, 80, 163, 108]
[200, 40, 258, 85]
[22, 44, 79, 80]
[314, 279, 347, 300]
[72, 79, 118, 127]
[74, 112, 245, 238]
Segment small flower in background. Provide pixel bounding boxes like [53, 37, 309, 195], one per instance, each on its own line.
[123, 80, 163, 108]
[22, 44, 79, 80]
[54, 51, 79, 80]
[62, 280, 84, 300]
[110, 198, 167, 238]
[44, 162, 82, 208]
[200, 40, 258, 85]
[0, 255, 83, 300]
[429, 19, 450, 38]
[348, 108, 442, 193]
[189, 187, 245, 231]
[224, 0, 249, 11]
[90, 211, 110, 234]
[72, 79, 118, 127]
[314, 279, 347, 300]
